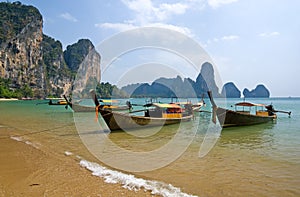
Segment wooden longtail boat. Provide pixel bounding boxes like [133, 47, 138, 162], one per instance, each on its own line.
[192, 101, 205, 111]
[63, 95, 130, 112]
[207, 91, 291, 128]
[48, 99, 68, 105]
[192, 94, 206, 111]
[215, 102, 277, 127]
[90, 90, 193, 131]
[174, 101, 204, 112]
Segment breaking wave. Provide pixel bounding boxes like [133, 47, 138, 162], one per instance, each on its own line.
[80, 159, 197, 197]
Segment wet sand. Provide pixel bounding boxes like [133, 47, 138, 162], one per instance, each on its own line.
[0, 128, 153, 197]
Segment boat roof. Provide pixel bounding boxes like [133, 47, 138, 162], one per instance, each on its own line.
[174, 102, 192, 105]
[99, 99, 118, 103]
[235, 102, 266, 107]
[152, 103, 182, 109]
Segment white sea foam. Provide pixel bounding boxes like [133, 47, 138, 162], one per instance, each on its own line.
[10, 136, 23, 142]
[80, 160, 197, 197]
[25, 141, 40, 149]
[64, 151, 73, 156]
[10, 136, 40, 149]
[76, 155, 82, 159]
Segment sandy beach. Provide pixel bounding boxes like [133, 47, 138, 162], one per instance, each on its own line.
[0, 98, 18, 101]
[0, 127, 153, 197]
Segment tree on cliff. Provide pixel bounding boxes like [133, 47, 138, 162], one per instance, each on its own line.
[0, 1, 42, 45]
[63, 39, 96, 72]
[0, 2, 101, 98]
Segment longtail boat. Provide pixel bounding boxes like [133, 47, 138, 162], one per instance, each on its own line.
[48, 99, 68, 105]
[207, 91, 291, 128]
[174, 101, 204, 112]
[90, 90, 193, 131]
[63, 95, 130, 112]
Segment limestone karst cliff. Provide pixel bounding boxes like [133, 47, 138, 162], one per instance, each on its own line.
[0, 2, 45, 98]
[243, 84, 270, 98]
[0, 2, 100, 98]
[121, 62, 220, 98]
[221, 82, 241, 98]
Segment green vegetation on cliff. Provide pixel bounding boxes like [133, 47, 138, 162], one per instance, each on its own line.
[42, 34, 73, 97]
[0, 2, 101, 98]
[64, 39, 96, 72]
[0, 77, 33, 98]
[96, 82, 128, 98]
[0, 1, 42, 45]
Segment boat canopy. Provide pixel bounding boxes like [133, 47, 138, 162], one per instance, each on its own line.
[235, 102, 266, 107]
[99, 99, 118, 103]
[175, 102, 191, 105]
[152, 103, 182, 109]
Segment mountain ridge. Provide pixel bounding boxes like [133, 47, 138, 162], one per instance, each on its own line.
[121, 62, 221, 98]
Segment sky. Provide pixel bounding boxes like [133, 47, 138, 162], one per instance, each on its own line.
[6, 0, 300, 97]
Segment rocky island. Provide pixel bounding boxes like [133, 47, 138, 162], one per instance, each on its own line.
[243, 84, 270, 98]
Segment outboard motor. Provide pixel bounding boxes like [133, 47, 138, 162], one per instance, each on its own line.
[266, 104, 275, 116]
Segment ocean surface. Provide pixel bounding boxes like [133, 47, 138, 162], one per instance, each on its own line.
[0, 97, 299, 196]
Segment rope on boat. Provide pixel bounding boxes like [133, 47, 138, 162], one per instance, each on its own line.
[95, 105, 100, 122]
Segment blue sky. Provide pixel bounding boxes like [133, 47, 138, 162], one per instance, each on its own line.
[8, 0, 300, 97]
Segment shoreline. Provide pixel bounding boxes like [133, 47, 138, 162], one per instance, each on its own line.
[0, 98, 18, 101]
[0, 128, 154, 197]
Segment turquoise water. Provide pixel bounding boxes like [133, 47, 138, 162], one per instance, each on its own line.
[0, 98, 299, 196]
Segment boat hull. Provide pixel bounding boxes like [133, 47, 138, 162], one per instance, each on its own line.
[217, 107, 276, 128]
[69, 104, 129, 112]
[70, 104, 95, 112]
[100, 110, 193, 131]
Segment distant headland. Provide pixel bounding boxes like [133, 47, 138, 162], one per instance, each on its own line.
[120, 64, 271, 98]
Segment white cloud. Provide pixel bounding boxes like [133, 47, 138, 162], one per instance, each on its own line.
[221, 35, 239, 40]
[121, 0, 190, 24]
[97, 22, 194, 37]
[207, 0, 238, 9]
[206, 35, 238, 44]
[96, 0, 197, 37]
[60, 12, 78, 22]
[259, 31, 280, 37]
[213, 38, 219, 42]
[146, 23, 194, 37]
[96, 23, 138, 31]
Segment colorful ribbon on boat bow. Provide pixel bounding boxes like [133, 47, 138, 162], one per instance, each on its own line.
[95, 105, 100, 122]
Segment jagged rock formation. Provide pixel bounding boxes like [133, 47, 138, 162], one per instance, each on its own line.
[153, 76, 194, 98]
[121, 62, 220, 98]
[42, 35, 73, 97]
[0, 2, 45, 98]
[221, 82, 241, 98]
[64, 39, 101, 98]
[72, 46, 101, 98]
[0, 2, 100, 98]
[195, 62, 219, 97]
[243, 84, 270, 98]
[64, 39, 96, 72]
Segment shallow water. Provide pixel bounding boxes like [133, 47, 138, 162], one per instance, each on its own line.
[0, 98, 299, 196]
